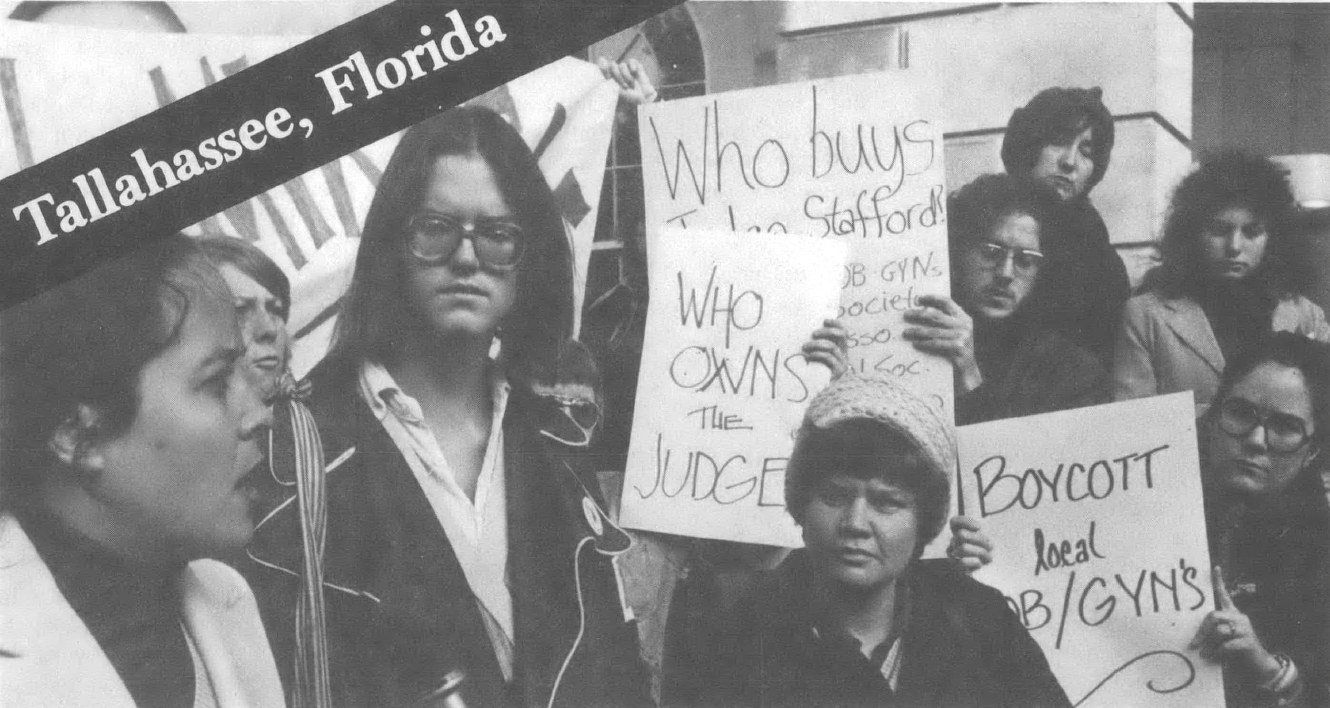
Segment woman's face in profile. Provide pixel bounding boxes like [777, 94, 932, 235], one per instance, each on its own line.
[1206, 362, 1316, 497]
[403, 154, 520, 341]
[1200, 205, 1268, 283]
[88, 284, 271, 562]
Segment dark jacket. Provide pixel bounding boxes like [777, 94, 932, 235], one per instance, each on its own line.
[958, 325, 1111, 425]
[1206, 470, 1330, 708]
[1027, 198, 1130, 368]
[242, 356, 651, 708]
[711, 554, 1071, 708]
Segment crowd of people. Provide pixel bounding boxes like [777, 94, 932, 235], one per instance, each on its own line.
[1, 40, 1328, 708]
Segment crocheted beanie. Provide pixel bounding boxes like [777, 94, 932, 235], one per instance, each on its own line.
[1001, 86, 1115, 195]
[785, 375, 957, 548]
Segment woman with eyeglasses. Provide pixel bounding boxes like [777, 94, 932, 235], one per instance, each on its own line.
[242, 106, 652, 708]
[1114, 152, 1330, 411]
[902, 173, 1110, 425]
[1190, 332, 1330, 708]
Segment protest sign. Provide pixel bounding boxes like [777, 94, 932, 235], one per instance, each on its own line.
[0, 18, 619, 372]
[637, 69, 952, 415]
[958, 392, 1223, 707]
[620, 226, 845, 547]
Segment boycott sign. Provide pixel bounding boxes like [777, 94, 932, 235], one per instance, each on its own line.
[620, 227, 844, 547]
[958, 393, 1223, 707]
[638, 70, 951, 414]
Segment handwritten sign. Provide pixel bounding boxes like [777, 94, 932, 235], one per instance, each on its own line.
[619, 227, 845, 546]
[638, 70, 952, 414]
[959, 393, 1223, 707]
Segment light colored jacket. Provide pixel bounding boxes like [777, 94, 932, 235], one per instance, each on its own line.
[0, 515, 286, 708]
[1113, 290, 1330, 410]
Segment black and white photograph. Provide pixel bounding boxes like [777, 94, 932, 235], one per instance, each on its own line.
[0, 2, 1326, 707]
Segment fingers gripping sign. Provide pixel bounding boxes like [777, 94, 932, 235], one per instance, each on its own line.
[946, 515, 994, 573]
[902, 294, 982, 393]
[802, 318, 849, 380]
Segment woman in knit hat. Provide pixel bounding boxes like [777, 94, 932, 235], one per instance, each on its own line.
[1002, 86, 1130, 367]
[714, 375, 1070, 708]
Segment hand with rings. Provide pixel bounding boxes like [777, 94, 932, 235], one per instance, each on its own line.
[1189, 566, 1283, 683]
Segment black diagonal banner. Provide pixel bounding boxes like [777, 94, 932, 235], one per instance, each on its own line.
[0, 0, 682, 309]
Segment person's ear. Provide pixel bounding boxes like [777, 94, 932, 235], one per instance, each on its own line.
[47, 404, 107, 474]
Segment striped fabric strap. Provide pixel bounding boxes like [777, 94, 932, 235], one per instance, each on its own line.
[272, 372, 332, 708]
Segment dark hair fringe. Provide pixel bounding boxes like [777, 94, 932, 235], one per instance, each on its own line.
[1001, 86, 1115, 195]
[1155, 150, 1309, 299]
[327, 106, 574, 388]
[785, 419, 950, 557]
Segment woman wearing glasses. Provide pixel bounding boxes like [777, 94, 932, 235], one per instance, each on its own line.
[243, 107, 651, 708]
[1190, 332, 1330, 708]
[902, 173, 1110, 425]
[1114, 152, 1330, 411]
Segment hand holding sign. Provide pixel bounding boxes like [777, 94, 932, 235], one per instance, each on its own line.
[1189, 566, 1283, 683]
[946, 515, 994, 573]
[902, 294, 982, 394]
[801, 318, 849, 380]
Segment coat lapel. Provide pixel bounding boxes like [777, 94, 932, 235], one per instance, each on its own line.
[0, 517, 138, 708]
[1160, 298, 1225, 375]
[178, 560, 286, 708]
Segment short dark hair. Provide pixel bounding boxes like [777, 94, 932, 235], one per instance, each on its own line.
[1, 234, 226, 505]
[948, 173, 1060, 251]
[1208, 331, 1330, 452]
[1001, 86, 1115, 196]
[785, 419, 949, 558]
[1156, 151, 1309, 298]
[196, 235, 290, 320]
[329, 106, 573, 385]
[947, 173, 1062, 311]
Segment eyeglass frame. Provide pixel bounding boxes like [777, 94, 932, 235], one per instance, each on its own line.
[1215, 396, 1315, 454]
[969, 241, 1045, 276]
[536, 393, 603, 448]
[404, 212, 526, 268]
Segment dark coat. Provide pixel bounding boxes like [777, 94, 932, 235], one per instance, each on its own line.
[958, 326, 1111, 425]
[713, 554, 1071, 708]
[1206, 470, 1330, 708]
[242, 356, 651, 708]
[1026, 198, 1130, 369]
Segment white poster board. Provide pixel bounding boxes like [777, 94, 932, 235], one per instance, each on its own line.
[638, 69, 952, 415]
[958, 393, 1223, 707]
[620, 227, 845, 546]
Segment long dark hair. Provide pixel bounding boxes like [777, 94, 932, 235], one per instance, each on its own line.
[1155, 151, 1310, 299]
[329, 106, 574, 385]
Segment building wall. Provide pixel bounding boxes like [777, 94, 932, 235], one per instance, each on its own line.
[775, 3, 1193, 286]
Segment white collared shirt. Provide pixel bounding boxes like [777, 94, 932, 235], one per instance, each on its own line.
[358, 361, 515, 681]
